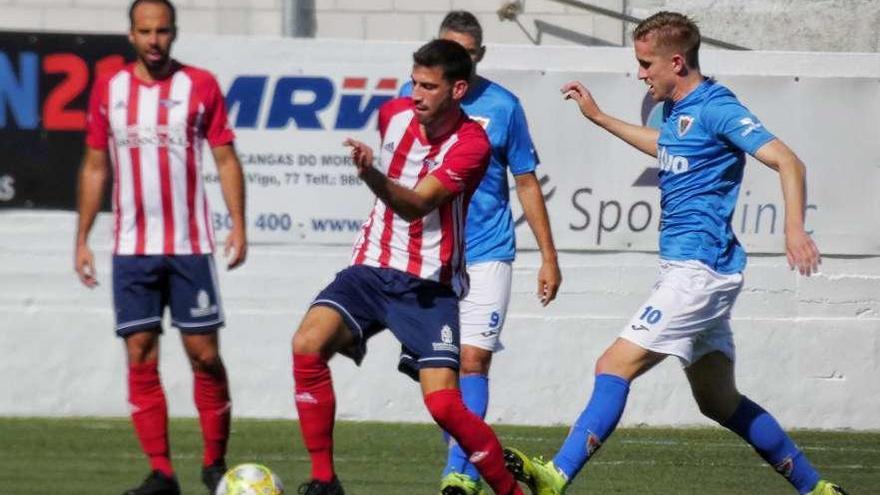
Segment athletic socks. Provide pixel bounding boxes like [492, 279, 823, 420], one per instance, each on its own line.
[128, 361, 173, 477]
[553, 373, 630, 480]
[442, 374, 489, 481]
[193, 369, 231, 467]
[425, 389, 523, 495]
[723, 396, 821, 494]
[293, 353, 337, 483]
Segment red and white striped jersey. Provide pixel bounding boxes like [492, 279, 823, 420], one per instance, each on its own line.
[85, 62, 234, 255]
[351, 98, 490, 296]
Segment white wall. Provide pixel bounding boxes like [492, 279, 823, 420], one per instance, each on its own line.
[2, 0, 879, 52]
[1, 32, 878, 428]
[2, 209, 878, 429]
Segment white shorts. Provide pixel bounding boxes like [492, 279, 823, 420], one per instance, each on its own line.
[619, 260, 743, 366]
[460, 260, 513, 352]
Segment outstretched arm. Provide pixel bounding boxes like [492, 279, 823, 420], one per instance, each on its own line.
[753, 138, 820, 276]
[345, 138, 455, 221]
[561, 81, 660, 157]
[74, 146, 110, 287]
[514, 172, 561, 305]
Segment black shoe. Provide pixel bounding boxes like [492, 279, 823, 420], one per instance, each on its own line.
[122, 471, 181, 495]
[201, 461, 227, 494]
[297, 476, 345, 495]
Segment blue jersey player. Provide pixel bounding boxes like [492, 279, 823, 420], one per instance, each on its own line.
[504, 11, 847, 495]
[401, 11, 562, 495]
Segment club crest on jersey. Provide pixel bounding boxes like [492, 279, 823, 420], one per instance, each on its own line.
[677, 115, 694, 137]
[423, 157, 439, 169]
[383, 141, 395, 152]
[471, 116, 490, 130]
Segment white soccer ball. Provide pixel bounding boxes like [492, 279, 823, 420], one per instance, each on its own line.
[215, 463, 284, 495]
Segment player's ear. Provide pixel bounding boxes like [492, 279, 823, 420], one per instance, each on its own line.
[451, 79, 468, 100]
[671, 53, 686, 75]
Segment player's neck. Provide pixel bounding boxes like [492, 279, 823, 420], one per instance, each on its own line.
[134, 59, 175, 83]
[421, 108, 463, 141]
[671, 71, 705, 103]
[465, 74, 480, 96]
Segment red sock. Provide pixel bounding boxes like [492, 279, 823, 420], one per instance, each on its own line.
[194, 369, 231, 467]
[425, 389, 523, 495]
[128, 361, 173, 476]
[293, 353, 336, 482]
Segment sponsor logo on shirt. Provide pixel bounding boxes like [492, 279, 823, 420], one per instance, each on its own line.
[115, 124, 189, 148]
[657, 146, 689, 174]
[159, 98, 182, 109]
[738, 117, 763, 137]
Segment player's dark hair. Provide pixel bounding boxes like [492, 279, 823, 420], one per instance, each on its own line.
[439, 10, 483, 46]
[633, 11, 700, 69]
[129, 0, 177, 29]
[412, 39, 474, 84]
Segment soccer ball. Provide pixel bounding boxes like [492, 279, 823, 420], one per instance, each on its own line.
[215, 463, 284, 495]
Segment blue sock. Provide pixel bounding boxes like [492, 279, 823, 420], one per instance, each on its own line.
[723, 396, 821, 494]
[442, 374, 489, 481]
[553, 374, 630, 480]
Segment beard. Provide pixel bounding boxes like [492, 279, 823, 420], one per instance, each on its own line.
[416, 94, 454, 126]
[139, 49, 170, 71]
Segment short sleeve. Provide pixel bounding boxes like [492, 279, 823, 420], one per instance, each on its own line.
[85, 77, 109, 150]
[702, 98, 775, 155]
[505, 101, 539, 175]
[203, 75, 235, 148]
[431, 129, 490, 194]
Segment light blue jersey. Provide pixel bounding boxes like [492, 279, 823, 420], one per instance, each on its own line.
[657, 79, 775, 274]
[401, 77, 539, 263]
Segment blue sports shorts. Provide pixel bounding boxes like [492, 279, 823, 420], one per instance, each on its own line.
[311, 264, 460, 380]
[112, 254, 224, 337]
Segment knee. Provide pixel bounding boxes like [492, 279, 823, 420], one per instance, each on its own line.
[694, 389, 741, 423]
[292, 325, 324, 355]
[125, 330, 160, 365]
[594, 352, 617, 376]
[189, 350, 224, 375]
[459, 350, 492, 376]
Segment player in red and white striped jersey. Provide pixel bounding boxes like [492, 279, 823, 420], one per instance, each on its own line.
[349, 95, 488, 297]
[74, 2, 245, 494]
[290, 40, 525, 495]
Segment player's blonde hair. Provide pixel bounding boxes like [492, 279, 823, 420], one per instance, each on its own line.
[633, 11, 700, 69]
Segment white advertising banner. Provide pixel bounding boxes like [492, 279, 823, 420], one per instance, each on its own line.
[179, 38, 880, 255]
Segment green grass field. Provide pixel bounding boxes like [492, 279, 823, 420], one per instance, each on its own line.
[0, 417, 876, 494]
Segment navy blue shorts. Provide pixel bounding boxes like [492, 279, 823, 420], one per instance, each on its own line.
[112, 254, 224, 337]
[312, 265, 460, 380]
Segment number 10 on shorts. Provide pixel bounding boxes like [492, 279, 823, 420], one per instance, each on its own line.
[639, 306, 663, 325]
